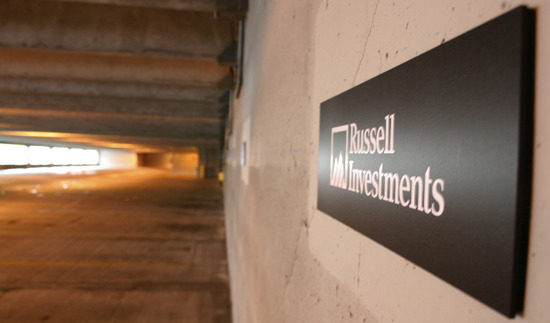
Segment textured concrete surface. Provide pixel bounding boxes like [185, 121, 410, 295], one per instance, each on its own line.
[0, 0, 242, 154]
[0, 168, 230, 322]
[0, 0, 234, 58]
[225, 0, 550, 322]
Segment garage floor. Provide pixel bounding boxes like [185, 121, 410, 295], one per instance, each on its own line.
[0, 168, 230, 323]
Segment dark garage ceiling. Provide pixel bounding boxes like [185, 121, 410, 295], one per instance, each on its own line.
[0, 0, 246, 152]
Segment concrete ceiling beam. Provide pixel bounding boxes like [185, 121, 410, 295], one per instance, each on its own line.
[0, 107, 224, 124]
[0, 0, 235, 58]
[214, 0, 247, 20]
[0, 93, 227, 119]
[0, 76, 228, 104]
[0, 49, 231, 88]
[0, 76, 227, 105]
[0, 108, 223, 141]
[41, 0, 228, 13]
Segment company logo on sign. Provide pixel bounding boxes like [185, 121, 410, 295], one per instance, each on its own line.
[330, 125, 349, 189]
[329, 114, 445, 216]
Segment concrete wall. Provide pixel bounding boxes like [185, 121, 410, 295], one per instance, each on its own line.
[225, 0, 550, 322]
[137, 150, 201, 177]
[137, 153, 173, 170]
[99, 149, 137, 169]
[172, 151, 200, 177]
[200, 147, 222, 178]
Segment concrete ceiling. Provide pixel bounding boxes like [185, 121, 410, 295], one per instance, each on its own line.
[0, 0, 245, 152]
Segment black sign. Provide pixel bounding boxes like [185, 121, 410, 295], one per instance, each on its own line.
[318, 7, 534, 317]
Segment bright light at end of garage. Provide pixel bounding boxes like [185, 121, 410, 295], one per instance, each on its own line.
[0, 144, 99, 166]
[0, 144, 28, 165]
[83, 149, 100, 165]
[51, 147, 71, 165]
[69, 148, 86, 165]
[29, 146, 52, 165]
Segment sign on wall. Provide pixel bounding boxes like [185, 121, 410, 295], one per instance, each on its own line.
[318, 7, 534, 317]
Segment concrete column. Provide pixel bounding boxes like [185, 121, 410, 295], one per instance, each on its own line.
[199, 147, 221, 178]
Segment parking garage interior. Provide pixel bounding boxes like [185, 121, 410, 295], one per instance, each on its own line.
[3, 1, 550, 323]
[0, 0, 245, 322]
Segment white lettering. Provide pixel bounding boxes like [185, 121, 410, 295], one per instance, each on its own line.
[432, 179, 445, 216]
[329, 114, 445, 217]
[399, 175, 410, 207]
[350, 123, 358, 153]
